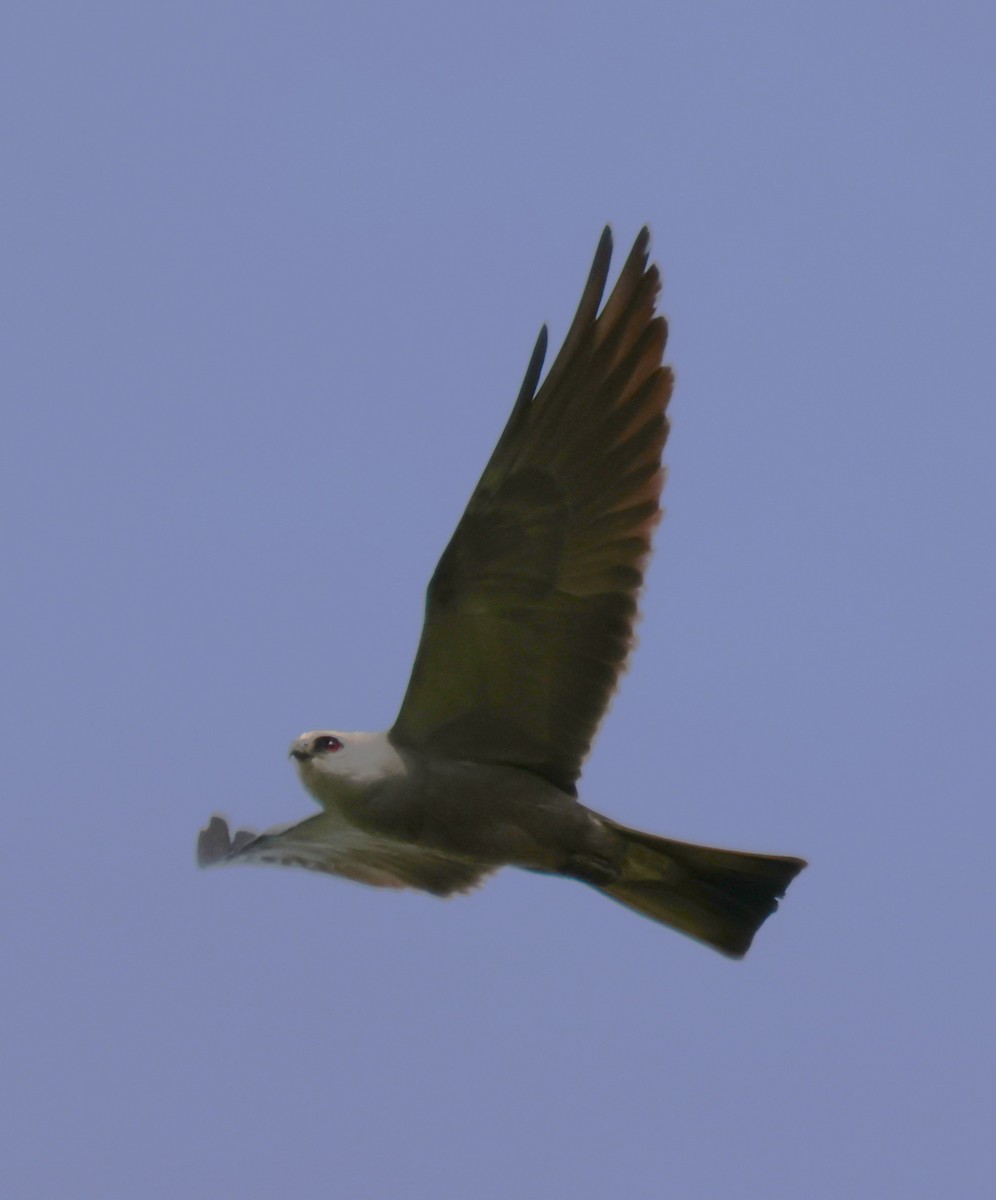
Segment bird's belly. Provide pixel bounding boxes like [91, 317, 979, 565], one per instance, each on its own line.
[343, 759, 610, 872]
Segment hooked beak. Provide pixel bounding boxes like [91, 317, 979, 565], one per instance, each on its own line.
[289, 739, 312, 763]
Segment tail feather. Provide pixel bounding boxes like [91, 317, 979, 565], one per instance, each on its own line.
[598, 818, 806, 958]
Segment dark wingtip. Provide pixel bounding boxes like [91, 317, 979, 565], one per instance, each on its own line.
[198, 815, 262, 866]
[623, 225, 652, 277]
[591, 226, 614, 283]
[197, 815, 233, 867]
[514, 323, 549, 407]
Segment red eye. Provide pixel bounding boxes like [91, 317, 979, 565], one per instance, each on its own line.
[314, 735, 343, 753]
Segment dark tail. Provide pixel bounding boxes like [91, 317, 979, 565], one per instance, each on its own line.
[595, 817, 806, 958]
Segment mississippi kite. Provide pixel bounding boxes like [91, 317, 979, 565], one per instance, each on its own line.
[198, 227, 805, 957]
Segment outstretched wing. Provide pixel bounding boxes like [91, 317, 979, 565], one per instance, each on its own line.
[390, 228, 673, 794]
[197, 814, 490, 895]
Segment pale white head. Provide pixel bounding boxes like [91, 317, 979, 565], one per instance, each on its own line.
[289, 729, 406, 805]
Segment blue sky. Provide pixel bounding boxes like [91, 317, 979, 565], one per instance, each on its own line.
[3, 4, 994, 1197]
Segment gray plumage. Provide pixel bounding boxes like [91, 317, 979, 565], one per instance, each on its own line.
[198, 228, 805, 957]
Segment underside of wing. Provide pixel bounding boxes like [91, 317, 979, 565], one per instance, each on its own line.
[197, 814, 491, 896]
[391, 228, 673, 793]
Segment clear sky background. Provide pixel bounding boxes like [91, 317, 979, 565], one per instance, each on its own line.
[3, 4, 994, 1197]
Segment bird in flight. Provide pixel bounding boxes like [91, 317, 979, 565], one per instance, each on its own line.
[198, 227, 805, 957]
